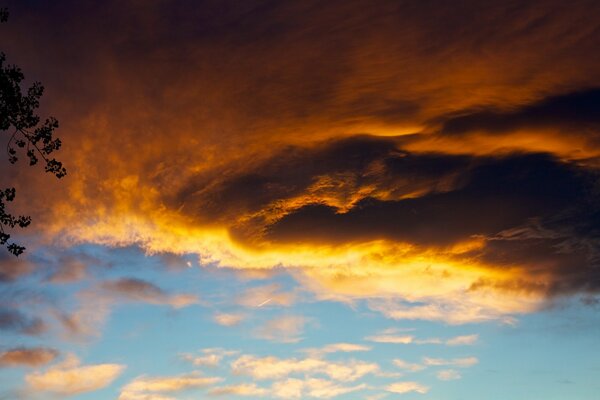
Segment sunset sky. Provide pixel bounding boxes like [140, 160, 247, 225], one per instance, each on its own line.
[1, 1, 599, 399]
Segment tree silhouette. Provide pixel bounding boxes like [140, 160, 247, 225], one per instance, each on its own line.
[1, 8, 66, 256]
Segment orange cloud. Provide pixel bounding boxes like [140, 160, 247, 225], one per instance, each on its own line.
[25, 354, 124, 396]
[2, 0, 600, 327]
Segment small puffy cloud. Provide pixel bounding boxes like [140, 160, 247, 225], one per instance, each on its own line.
[423, 356, 478, 368]
[236, 284, 295, 308]
[437, 369, 461, 381]
[119, 372, 222, 400]
[392, 359, 425, 372]
[213, 312, 245, 327]
[271, 378, 366, 399]
[365, 333, 414, 344]
[180, 348, 238, 367]
[385, 381, 429, 394]
[208, 383, 268, 397]
[26, 354, 125, 396]
[254, 315, 308, 343]
[0, 347, 58, 368]
[302, 343, 371, 357]
[446, 334, 478, 346]
[231, 354, 378, 382]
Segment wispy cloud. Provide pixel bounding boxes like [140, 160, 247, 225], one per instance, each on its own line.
[236, 284, 295, 308]
[423, 357, 479, 368]
[254, 315, 308, 343]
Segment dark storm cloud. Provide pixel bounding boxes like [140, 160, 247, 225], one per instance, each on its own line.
[265, 152, 591, 245]
[1, 0, 600, 309]
[438, 88, 600, 136]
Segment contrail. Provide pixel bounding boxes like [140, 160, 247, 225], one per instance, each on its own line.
[256, 298, 272, 307]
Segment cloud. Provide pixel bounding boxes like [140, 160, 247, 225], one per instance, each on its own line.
[213, 312, 245, 327]
[119, 372, 222, 400]
[302, 343, 371, 357]
[254, 315, 308, 343]
[208, 383, 268, 397]
[231, 354, 379, 382]
[385, 381, 429, 394]
[0, 347, 58, 367]
[180, 348, 238, 368]
[57, 277, 199, 339]
[25, 354, 125, 396]
[236, 284, 295, 308]
[446, 334, 478, 346]
[366, 330, 478, 345]
[423, 357, 479, 368]
[99, 278, 198, 309]
[3, 0, 600, 326]
[392, 359, 425, 372]
[0, 308, 46, 335]
[271, 378, 367, 399]
[46, 257, 87, 283]
[436, 369, 461, 381]
[0, 252, 34, 282]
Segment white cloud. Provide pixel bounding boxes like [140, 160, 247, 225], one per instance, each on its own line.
[385, 381, 429, 394]
[446, 334, 478, 346]
[423, 356, 478, 368]
[392, 358, 425, 372]
[231, 354, 379, 382]
[436, 369, 461, 380]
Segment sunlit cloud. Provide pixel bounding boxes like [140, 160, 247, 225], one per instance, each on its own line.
[213, 312, 245, 327]
[437, 369, 462, 381]
[208, 383, 268, 397]
[231, 354, 379, 382]
[180, 348, 239, 368]
[423, 357, 479, 368]
[0, 347, 58, 368]
[302, 343, 372, 358]
[254, 315, 308, 343]
[236, 284, 295, 308]
[25, 354, 125, 396]
[385, 381, 429, 394]
[392, 359, 426, 372]
[271, 378, 367, 399]
[119, 372, 222, 400]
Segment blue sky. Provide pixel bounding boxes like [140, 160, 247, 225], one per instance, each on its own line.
[1, 244, 598, 399]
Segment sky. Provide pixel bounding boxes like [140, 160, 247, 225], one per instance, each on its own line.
[0, 0, 599, 399]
